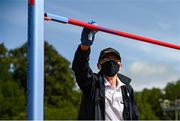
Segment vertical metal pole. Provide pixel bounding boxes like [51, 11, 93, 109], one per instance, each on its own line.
[27, 0, 44, 120]
[175, 100, 178, 121]
[175, 110, 178, 121]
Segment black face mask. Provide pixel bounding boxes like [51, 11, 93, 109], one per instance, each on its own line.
[100, 60, 119, 77]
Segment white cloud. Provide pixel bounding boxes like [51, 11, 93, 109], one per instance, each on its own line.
[130, 62, 167, 77]
[157, 22, 171, 31]
[123, 61, 180, 91]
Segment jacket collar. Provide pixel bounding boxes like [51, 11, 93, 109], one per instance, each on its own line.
[117, 73, 131, 85]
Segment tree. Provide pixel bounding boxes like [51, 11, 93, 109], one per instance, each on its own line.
[0, 43, 12, 81]
[8, 44, 27, 89]
[142, 88, 164, 119]
[162, 79, 180, 120]
[0, 43, 25, 119]
[0, 79, 25, 119]
[135, 89, 161, 120]
[164, 79, 180, 100]
[44, 41, 81, 119]
[0, 42, 81, 119]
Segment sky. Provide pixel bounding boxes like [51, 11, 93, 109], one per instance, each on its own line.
[0, 0, 180, 91]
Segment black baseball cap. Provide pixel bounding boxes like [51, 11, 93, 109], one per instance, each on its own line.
[98, 47, 121, 63]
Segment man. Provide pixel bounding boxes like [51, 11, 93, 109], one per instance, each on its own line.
[72, 22, 139, 120]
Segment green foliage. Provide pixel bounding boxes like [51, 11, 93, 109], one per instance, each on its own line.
[136, 92, 158, 119]
[163, 79, 180, 120]
[0, 42, 81, 119]
[135, 80, 180, 120]
[0, 79, 26, 119]
[44, 99, 79, 119]
[164, 79, 180, 100]
[135, 88, 163, 120]
[9, 44, 27, 88]
[0, 43, 12, 81]
[43, 42, 81, 119]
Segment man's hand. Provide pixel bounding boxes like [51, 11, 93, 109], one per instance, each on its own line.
[80, 21, 97, 50]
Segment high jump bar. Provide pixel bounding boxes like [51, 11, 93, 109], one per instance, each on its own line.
[44, 12, 180, 50]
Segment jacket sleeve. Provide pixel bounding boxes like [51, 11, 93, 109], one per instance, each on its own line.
[72, 45, 95, 93]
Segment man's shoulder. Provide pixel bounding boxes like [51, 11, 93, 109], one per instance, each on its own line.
[117, 73, 131, 85]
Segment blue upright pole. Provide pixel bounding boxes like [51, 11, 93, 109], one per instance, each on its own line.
[27, 0, 44, 120]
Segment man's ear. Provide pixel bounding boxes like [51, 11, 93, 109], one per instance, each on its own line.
[118, 62, 122, 70]
[97, 63, 101, 70]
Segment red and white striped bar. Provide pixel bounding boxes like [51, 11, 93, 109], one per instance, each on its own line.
[44, 12, 180, 50]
